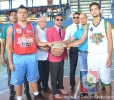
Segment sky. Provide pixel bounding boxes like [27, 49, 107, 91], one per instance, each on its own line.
[0, 0, 67, 10]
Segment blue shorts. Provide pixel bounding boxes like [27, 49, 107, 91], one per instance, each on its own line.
[10, 53, 39, 86]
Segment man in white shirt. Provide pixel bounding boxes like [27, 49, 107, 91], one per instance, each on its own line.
[36, 16, 51, 100]
[64, 12, 80, 92]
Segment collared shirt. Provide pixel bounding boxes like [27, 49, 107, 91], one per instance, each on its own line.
[36, 25, 48, 60]
[64, 23, 81, 47]
[54, 25, 62, 37]
[73, 26, 88, 51]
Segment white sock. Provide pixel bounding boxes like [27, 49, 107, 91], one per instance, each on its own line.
[34, 92, 39, 95]
[17, 96, 22, 100]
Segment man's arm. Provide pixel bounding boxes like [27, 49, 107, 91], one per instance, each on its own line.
[63, 37, 75, 45]
[63, 26, 75, 44]
[7, 26, 13, 64]
[35, 27, 52, 47]
[1, 39, 6, 66]
[106, 21, 113, 67]
[67, 28, 87, 47]
[7, 26, 15, 71]
[1, 26, 7, 66]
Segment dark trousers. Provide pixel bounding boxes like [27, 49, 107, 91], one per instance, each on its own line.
[69, 47, 78, 87]
[37, 60, 49, 93]
[6, 58, 30, 95]
[49, 60, 64, 95]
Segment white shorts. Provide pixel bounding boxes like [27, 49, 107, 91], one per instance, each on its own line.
[87, 52, 111, 85]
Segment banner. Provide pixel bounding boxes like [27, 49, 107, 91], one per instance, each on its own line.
[47, 0, 53, 5]
[80, 70, 99, 93]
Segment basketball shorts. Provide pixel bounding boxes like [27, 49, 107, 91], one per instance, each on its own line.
[10, 53, 39, 86]
[87, 52, 111, 85]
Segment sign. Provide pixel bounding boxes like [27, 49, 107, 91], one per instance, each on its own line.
[47, 0, 53, 5]
[80, 70, 99, 93]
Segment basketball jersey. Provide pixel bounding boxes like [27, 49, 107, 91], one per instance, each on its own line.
[12, 22, 37, 54]
[88, 19, 108, 53]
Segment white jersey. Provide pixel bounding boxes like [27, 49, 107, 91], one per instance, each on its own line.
[88, 19, 108, 53]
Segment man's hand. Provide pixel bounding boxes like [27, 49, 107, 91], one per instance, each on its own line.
[39, 46, 50, 51]
[1, 58, 6, 67]
[106, 57, 112, 67]
[67, 44, 71, 48]
[47, 42, 53, 47]
[58, 41, 67, 48]
[9, 63, 15, 71]
[64, 55, 68, 60]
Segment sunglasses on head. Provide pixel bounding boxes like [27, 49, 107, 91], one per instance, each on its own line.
[73, 17, 79, 19]
[55, 19, 63, 21]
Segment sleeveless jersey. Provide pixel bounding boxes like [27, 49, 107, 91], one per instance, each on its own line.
[88, 19, 108, 53]
[12, 22, 37, 54]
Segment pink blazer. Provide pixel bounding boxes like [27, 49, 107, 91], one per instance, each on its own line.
[46, 26, 67, 62]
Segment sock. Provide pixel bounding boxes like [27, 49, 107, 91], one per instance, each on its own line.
[17, 96, 22, 100]
[34, 92, 39, 96]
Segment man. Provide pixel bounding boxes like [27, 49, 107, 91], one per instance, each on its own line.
[1, 9, 31, 100]
[64, 12, 80, 92]
[64, 13, 95, 99]
[7, 5, 52, 100]
[66, 2, 113, 100]
[36, 16, 51, 100]
[46, 14, 68, 99]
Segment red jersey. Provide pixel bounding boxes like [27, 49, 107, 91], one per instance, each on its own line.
[12, 22, 37, 54]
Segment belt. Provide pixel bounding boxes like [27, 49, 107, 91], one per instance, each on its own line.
[78, 50, 88, 53]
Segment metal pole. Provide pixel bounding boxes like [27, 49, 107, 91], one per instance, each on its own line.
[99, 0, 101, 7]
[99, 0, 101, 17]
[26, 0, 28, 7]
[9, 0, 12, 10]
[32, 0, 33, 7]
[67, 0, 68, 4]
[59, 0, 62, 9]
[78, 0, 80, 12]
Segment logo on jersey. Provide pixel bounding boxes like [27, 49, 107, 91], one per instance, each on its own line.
[89, 27, 94, 31]
[26, 29, 32, 33]
[17, 34, 34, 47]
[89, 33, 105, 45]
[16, 28, 21, 34]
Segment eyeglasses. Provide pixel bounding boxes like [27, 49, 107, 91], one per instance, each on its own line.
[73, 17, 79, 19]
[55, 19, 63, 21]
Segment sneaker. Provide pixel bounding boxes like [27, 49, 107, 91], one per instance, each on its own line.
[9, 95, 15, 100]
[34, 93, 45, 100]
[25, 93, 31, 100]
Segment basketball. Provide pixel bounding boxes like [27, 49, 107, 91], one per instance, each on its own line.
[51, 42, 64, 56]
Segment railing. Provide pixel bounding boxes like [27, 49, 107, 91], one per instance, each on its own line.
[102, 8, 114, 18]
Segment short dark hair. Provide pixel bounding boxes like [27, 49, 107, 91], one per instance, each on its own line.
[54, 14, 63, 19]
[73, 12, 80, 17]
[9, 9, 17, 16]
[89, 2, 101, 11]
[17, 5, 28, 12]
